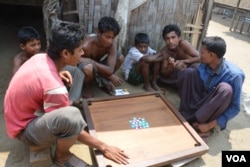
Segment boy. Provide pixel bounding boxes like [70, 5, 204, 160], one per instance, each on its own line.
[176, 36, 245, 141]
[12, 26, 41, 74]
[12, 26, 84, 103]
[123, 33, 161, 91]
[157, 24, 200, 85]
[78, 16, 124, 97]
[4, 23, 129, 166]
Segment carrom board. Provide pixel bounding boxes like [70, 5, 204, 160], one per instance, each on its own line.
[83, 92, 209, 167]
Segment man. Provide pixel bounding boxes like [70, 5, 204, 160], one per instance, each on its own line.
[78, 16, 124, 97]
[176, 36, 245, 141]
[4, 23, 129, 166]
[157, 24, 200, 85]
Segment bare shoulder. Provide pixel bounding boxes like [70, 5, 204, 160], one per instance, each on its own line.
[179, 39, 193, 49]
[178, 39, 199, 57]
[13, 52, 23, 62]
[82, 36, 95, 48]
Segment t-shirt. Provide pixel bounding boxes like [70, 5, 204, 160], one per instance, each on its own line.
[123, 46, 156, 80]
[4, 53, 70, 138]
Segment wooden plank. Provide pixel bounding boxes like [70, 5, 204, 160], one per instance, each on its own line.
[183, 31, 201, 34]
[185, 23, 203, 29]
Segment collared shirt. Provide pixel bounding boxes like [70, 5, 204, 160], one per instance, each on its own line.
[198, 58, 245, 129]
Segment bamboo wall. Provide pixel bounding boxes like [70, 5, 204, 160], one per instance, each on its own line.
[126, 0, 206, 52]
[62, 0, 118, 34]
[48, 0, 211, 53]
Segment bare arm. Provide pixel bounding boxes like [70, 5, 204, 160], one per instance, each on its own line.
[78, 130, 129, 165]
[12, 54, 23, 75]
[82, 42, 123, 86]
[91, 43, 117, 77]
[141, 51, 164, 63]
[180, 40, 200, 64]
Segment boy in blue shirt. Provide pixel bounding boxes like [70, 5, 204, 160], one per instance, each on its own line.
[176, 36, 245, 141]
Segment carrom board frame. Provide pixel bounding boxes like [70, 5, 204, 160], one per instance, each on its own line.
[82, 92, 209, 167]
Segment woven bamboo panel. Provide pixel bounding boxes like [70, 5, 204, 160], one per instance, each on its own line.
[61, 0, 118, 33]
[83, 0, 118, 34]
[60, 0, 208, 52]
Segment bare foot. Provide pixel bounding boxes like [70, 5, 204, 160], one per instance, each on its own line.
[197, 131, 210, 143]
[102, 82, 115, 96]
[143, 85, 155, 91]
[151, 82, 161, 91]
[82, 89, 93, 98]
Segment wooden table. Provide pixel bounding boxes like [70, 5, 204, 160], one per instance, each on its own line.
[83, 92, 209, 167]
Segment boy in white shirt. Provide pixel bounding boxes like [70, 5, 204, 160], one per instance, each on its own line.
[123, 33, 161, 91]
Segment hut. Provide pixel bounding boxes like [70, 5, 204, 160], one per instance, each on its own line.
[43, 0, 214, 53]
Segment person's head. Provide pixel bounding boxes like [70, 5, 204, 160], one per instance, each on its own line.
[134, 33, 150, 54]
[18, 26, 41, 56]
[200, 36, 226, 63]
[162, 24, 181, 50]
[97, 16, 120, 47]
[47, 23, 85, 66]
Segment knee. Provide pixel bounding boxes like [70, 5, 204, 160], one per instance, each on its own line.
[117, 54, 124, 64]
[83, 64, 94, 77]
[185, 67, 196, 74]
[178, 67, 196, 77]
[217, 82, 233, 97]
[62, 106, 83, 122]
[56, 106, 85, 137]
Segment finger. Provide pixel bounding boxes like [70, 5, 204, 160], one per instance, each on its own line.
[113, 154, 129, 165]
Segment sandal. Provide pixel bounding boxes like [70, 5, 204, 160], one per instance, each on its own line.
[55, 154, 91, 167]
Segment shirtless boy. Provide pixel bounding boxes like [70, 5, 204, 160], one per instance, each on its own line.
[12, 26, 84, 103]
[157, 24, 200, 85]
[78, 16, 124, 97]
[12, 26, 41, 74]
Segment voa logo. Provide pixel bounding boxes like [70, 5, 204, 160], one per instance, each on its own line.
[226, 154, 247, 162]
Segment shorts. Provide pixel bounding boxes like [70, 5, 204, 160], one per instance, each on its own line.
[77, 52, 121, 87]
[17, 106, 86, 146]
[127, 64, 153, 85]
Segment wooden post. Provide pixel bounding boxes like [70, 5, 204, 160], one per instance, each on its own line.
[230, 0, 241, 31]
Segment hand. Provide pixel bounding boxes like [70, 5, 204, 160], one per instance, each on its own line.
[59, 70, 72, 87]
[102, 145, 129, 165]
[174, 60, 187, 70]
[109, 74, 123, 87]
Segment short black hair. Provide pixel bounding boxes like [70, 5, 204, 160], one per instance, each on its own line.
[162, 24, 181, 39]
[18, 26, 41, 44]
[47, 23, 85, 60]
[98, 16, 120, 36]
[201, 36, 226, 59]
[134, 33, 149, 45]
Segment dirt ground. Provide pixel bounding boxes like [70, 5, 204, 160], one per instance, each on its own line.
[0, 4, 250, 167]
